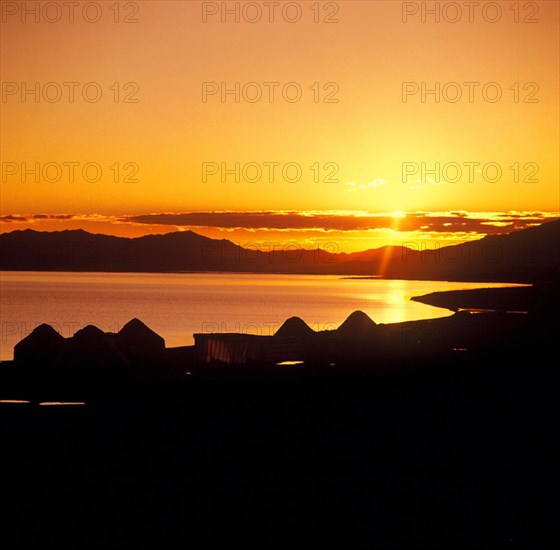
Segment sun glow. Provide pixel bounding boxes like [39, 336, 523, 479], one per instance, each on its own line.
[0, 1, 557, 249]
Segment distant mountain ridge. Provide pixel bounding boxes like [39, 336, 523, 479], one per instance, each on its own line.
[0, 220, 558, 282]
[382, 219, 560, 283]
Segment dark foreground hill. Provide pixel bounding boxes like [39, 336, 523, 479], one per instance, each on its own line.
[0, 307, 557, 548]
[1, 276, 558, 548]
[1, 219, 559, 281]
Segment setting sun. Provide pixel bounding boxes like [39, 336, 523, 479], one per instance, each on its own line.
[1, 1, 558, 250]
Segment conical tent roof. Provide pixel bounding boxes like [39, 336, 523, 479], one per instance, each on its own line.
[14, 324, 65, 364]
[72, 324, 107, 342]
[117, 318, 165, 351]
[275, 317, 314, 338]
[337, 311, 377, 337]
[65, 324, 127, 367]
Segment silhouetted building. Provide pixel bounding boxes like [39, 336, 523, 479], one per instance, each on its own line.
[116, 318, 165, 354]
[14, 324, 65, 366]
[337, 311, 378, 339]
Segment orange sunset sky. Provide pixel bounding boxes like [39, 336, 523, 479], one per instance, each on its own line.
[1, 0, 558, 252]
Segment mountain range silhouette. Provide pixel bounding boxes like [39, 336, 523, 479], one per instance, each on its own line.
[0, 219, 558, 282]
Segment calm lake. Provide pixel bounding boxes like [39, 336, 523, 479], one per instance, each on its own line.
[0, 271, 521, 361]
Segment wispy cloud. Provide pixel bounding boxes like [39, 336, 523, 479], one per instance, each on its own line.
[2, 211, 557, 237]
[119, 211, 557, 235]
